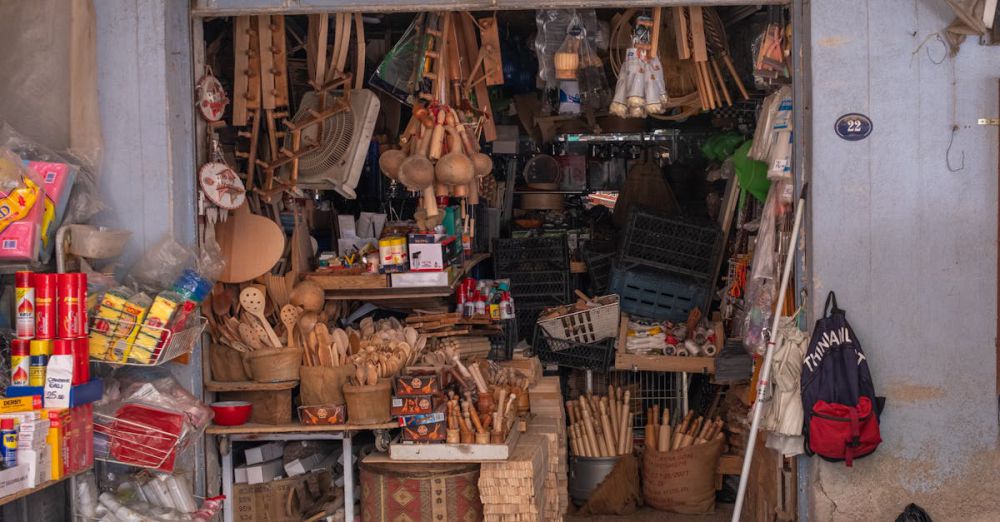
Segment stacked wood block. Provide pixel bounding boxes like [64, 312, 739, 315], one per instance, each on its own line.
[479, 434, 548, 521]
[526, 376, 568, 520]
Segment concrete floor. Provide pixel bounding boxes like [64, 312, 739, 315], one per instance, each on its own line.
[566, 502, 735, 521]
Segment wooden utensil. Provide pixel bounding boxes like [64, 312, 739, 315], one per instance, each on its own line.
[238, 322, 265, 351]
[239, 287, 282, 347]
[216, 205, 285, 283]
[280, 305, 303, 349]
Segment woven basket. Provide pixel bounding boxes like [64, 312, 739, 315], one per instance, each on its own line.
[246, 347, 302, 383]
[343, 380, 392, 424]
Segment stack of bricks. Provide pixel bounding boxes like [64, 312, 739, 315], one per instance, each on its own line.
[479, 434, 548, 521]
[526, 376, 568, 520]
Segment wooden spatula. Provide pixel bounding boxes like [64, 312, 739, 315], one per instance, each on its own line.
[239, 287, 282, 348]
[280, 305, 303, 349]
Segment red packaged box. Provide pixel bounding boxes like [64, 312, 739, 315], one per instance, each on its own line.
[391, 395, 435, 417]
[393, 374, 442, 397]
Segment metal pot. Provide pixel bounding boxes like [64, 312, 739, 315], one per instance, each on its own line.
[568, 455, 620, 506]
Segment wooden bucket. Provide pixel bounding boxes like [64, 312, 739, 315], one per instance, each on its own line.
[343, 380, 392, 424]
[246, 347, 302, 383]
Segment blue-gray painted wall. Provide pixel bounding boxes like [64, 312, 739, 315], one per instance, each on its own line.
[809, 0, 999, 519]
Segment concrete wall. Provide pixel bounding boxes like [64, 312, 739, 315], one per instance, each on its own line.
[809, 0, 1000, 520]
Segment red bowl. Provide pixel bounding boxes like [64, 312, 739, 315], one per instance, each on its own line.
[211, 401, 252, 426]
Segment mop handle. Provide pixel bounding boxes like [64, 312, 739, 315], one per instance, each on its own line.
[732, 183, 808, 522]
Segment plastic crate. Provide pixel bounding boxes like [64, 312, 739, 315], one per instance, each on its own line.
[488, 317, 518, 361]
[538, 295, 620, 343]
[506, 270, 571, 301]
[493, 236, 569, 273]
[609, 267, 712, 322]
[620, 210, 723, 282]
[582, 248, 615, 295]
[531, 326, 616, 371]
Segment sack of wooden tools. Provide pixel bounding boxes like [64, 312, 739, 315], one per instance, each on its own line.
[641, 409, 724, 514]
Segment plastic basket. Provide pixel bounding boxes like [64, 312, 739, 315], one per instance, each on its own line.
[620, 210, 723, 282]
[494, 236, 569, 273]
[89, 315, 207, 366]
[506, 270, 572, 301]
[538, 295, 620, 343]
[609, 267, 711, 322]
[532, 326, 616, 371]
[582, 248, 615, 295]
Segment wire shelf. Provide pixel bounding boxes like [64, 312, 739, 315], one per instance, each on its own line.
[566, 369, 685, 434]
[89, 315, 206, 366]
[93, 410, 185, 471]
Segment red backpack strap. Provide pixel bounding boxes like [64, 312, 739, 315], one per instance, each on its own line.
[845, 406, 861, 467]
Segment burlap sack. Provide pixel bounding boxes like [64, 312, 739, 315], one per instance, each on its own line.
[209, 343, 250, 382]
[300, 365, 353, 406]
[578, 454, 643, 516]
[642, 437, 723, 514]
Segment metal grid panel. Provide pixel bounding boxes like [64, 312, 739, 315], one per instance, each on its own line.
[565, 369, 686, 434]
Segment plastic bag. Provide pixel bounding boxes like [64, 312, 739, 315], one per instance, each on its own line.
[535, 9, 603, 89]
[0, 147, 47, 262]
[370, 14, 424, 105]
[127, 235, 222, 295]
[576, 27, 610, 110]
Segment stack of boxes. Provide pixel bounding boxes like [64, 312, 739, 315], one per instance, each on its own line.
[393, 371, 447, 443]
[526, 377, 569, 519]
[492, 236, 571, 342]
[0, 270, 99, 494]
[390, 232, 464, 288]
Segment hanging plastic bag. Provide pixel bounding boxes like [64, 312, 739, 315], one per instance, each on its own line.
[576, 27, 610, 110]
[535, 9, 603, 90]
[370, 14, 424, 105]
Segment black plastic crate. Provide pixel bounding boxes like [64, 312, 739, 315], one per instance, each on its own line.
[488, 317, 518, 361]
[620, 210, 723, 282]
[609, 266, 712, 322]
[531, 326, 616, 371]
[493, 236, 569, 273]
[581, 247, 615, 295]
[506, 270, 572, 301]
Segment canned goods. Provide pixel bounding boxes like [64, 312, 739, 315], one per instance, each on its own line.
[72, 337, 89, 385]
[77, 272, 88, 335]
[14, 271, 34, 339]
[10, 339, 29, 386]
[57, 273, 84, 339]
[28, 355, 47, 387]
[32, 273, 56, 339]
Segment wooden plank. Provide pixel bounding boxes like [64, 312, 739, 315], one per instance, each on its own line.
[269, 15, 289, 107]
[718, 454, 743, 475]
[673, 7, 690, 60]
[689, 6, 708, 62]
[0, 470, 87, 508]
[206, 421, 397, 435]
[204, 379, 298, 393]
[232, 16, 252, 126]
[257, 15, 277, 110]
[305, 273, 389, 290]
[389, 427, 520, 461]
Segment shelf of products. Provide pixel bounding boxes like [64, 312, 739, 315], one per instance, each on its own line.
[556, 130, 680, 143]
[0, 470, 87, 508]
[207, 422, 398, 436]
[306, 253, 490, 301]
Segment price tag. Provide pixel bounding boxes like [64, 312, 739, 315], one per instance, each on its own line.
[835, 113, 873, 141]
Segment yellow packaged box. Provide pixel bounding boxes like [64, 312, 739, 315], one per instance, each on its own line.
[0, 396, 42, 414]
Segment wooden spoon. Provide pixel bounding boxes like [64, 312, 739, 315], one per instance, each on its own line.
[239, 287, 282, 348]
[280, 305, 303, 349]
[238, 322, 264, 351]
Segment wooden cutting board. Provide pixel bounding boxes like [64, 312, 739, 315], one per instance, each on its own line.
[216, 204, 286, 283]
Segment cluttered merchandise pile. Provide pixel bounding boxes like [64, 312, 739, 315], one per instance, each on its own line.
[0, 2, 892, 521]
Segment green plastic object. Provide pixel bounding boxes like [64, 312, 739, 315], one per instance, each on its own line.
[443, 206, 457, 236]
[701, 132, 745, 162]
[732, 140, 771, 203]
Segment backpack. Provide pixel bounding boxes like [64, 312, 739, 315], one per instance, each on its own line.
[800, 292, 883, 466]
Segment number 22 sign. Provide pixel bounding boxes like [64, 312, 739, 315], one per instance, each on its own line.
[835, 113, 873, 141]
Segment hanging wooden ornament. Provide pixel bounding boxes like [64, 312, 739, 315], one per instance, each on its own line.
[199, 162, 246, 210]
[195, 66, 229, 122]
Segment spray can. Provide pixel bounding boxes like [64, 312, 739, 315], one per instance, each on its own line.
[29, 340, 51, 387]
[57, 273, 84, 339]
[73, 337, 90, 385]
[10, 339, 29, 386]
[33, 273, 56, 339]
[500, 292, 514, 320]
[14, 271, 34, 339]
[77, 272, 88, 335]
[0, 419, 16, 468]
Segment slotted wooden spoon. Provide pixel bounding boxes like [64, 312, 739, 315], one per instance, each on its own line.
[280, 305, 303, 349]
[239, 287, 282, 348]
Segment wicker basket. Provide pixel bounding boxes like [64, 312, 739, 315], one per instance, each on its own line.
[246, 347, 302, 383]
[343, 380, 392, 424]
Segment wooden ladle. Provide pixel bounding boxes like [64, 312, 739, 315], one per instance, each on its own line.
[239, 287, 282, 348]
[280, 305, 303, 349]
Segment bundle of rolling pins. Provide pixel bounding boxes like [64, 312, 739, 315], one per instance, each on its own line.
[645, 408, 724, 452]
[565, 385, 634, 457]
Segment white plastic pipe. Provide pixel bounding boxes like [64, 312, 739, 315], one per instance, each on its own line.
[732, 184, 808, 522]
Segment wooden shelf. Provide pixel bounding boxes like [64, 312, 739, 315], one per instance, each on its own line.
[204, 380, 297, 393]
[717, 454, 743, 475]
[0, 469, 86, 507]
[313, 253, 490, 301]
[207, 421, 397, 435]
[613, 314, 717, 374]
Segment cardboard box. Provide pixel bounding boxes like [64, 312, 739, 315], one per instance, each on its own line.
[391, 395, 435, 417]
[0, 396, 42, 414]
[232, 472, 331, 522]
[393, 374, 442, 397]
[17, 419, 50, 449]
[234, 466, 248, 484]
[284, 452, 325, 477]
[398, 412, 447, 443]
[244, 442, 284, 465]
[408, 234, 462, 271]
[46, 409, 69, 480]
[245, 458, 284, 484]
[0, 465, 30, 498]
[20, 446, 51, 488]
[297, 404, 346, 425]
[390, 270, 449, 288]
